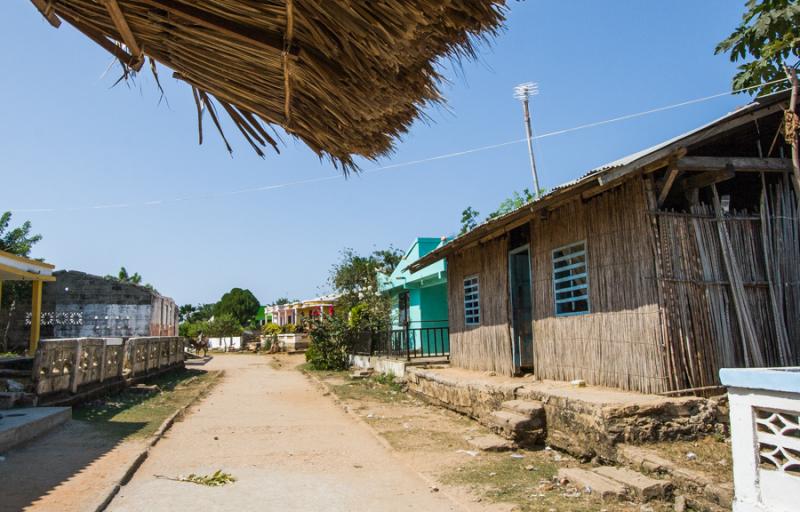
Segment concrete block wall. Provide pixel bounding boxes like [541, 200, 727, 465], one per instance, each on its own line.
[1, 270, 178, 349]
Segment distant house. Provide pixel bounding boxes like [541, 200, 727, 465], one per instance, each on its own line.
[266, 295, 338, 327]
[409, 90, 800, 394]
[35, 270, 178, 340]
[378, 237, 449, 356]
[254, 306, 268, 327]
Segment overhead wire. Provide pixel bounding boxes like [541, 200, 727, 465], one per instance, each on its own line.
[7, 77, 790, 214]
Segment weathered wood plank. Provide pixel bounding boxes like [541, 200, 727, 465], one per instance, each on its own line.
[677, 156, 793, 173]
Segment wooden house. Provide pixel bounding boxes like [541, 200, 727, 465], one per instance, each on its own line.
[409, 90, 799, 394]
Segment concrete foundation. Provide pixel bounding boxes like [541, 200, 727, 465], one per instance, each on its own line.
[348, 355, 410, 378]
[406, 366, 717, 460]
[0, 407, 71, 453]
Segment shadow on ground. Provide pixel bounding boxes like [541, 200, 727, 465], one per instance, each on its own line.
[0, 368, 209, 512]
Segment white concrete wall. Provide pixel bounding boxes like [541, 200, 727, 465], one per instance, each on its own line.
[208, 336, 242, 351]
[727, 385, 800, 512]
[50, 304, 153, 338]
[348, 355, 408, 379]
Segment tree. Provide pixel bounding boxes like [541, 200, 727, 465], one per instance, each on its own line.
[0, 212, 42, 256]
[215, 288, 260, 327]
[487, 189, 535, 220]
[117, 267, 142, 284]
[459, 207, 481, 235]
[716, 0, 800, 95]
[0, 212, 43, 351]
[329, 247, 400, 331]
[274, 297, 291, 305]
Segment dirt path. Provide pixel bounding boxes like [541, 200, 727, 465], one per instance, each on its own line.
[109, 355, 461, 512]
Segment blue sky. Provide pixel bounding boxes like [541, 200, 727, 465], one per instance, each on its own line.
[1, 1, 750, 306]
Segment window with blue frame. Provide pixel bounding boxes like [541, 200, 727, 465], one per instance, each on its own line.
[463, 275, 480, 326]
[552, 241, 589, 316]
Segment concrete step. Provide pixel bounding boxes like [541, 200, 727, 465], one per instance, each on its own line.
[467, 433, 515, 452]
[500, 399, 545, 424]
[558, 467, 626, 500]
[0, 406, 71, 452]
[593, 465, 671, 500]
[488, 410, 545, 443]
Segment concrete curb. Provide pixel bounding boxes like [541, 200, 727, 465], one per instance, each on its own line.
[302, 369, 473, 512]
[94, 370, 224, 512]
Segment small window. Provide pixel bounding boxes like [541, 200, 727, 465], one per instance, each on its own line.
[463, 275, 480, 326]
[552, 241, 590, 316]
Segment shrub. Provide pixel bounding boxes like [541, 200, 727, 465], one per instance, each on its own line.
[305, 315, 352, 371]
[281, 323, 297, 334]
[262, 322, 282, 350]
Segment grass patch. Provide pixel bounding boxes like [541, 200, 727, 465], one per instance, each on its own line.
[331, 377, 406, 404]
[382, 428, 468, 452]
[73, 369, 219, 440]
[648, 435, 733, 483]
[441, 452, 659, 512]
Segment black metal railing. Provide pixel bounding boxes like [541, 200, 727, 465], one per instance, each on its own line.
[353, 323, 449, 360]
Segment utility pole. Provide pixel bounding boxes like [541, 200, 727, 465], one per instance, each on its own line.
[514, 82, 542, 198]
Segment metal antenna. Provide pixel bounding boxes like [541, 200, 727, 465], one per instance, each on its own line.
[514, 82, 542, 197]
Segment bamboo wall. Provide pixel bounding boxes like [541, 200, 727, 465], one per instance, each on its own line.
[530, 178, 669, 393]
[654, 179, 800, 390]
[447, 236, 515, 375]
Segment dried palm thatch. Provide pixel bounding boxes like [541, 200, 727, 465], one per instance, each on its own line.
[29, 0, 506, 171]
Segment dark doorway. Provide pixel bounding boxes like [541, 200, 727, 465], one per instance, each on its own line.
[509, 245, 533, 370]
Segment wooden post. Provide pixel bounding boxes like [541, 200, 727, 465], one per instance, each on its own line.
[784, 66, 800, 208]
[29, 280, 43, 356]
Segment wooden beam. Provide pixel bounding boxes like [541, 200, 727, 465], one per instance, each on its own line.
[681, 166, 736, 191]
[676, 156, 793, 173]
[657, 167, 680, 207]
[597, 101, 787, 185]
[137, 0, 296, 56]
[101, 0, 144, 70]
[29, 280, 43, 356]
[29, 0, 61, 28]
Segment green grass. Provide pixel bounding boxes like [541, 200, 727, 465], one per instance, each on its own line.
[441, 453, 663, 512]
[648, 435, 733, 483]
[73, 369, 220, 440]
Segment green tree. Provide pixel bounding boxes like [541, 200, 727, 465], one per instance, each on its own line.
[215, 288, 260, 327]
[329, 247, 400, 332]
[273, 297, 291, 305]
[0, 212, 42, 256]
[487, 189, 535, 220]
[459, 207, 480, 235]
[0, 212, 43, 351]
[716, 0, 800, 95]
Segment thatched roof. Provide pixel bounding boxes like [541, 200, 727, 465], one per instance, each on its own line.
[30, 0, 506, 170]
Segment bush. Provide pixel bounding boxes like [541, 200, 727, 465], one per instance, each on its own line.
[305, 315, 352, 371]
[281, 323, 297, 334]
[262, 322, 282, 350]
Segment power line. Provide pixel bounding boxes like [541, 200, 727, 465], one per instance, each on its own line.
[8, 78, 789, 214]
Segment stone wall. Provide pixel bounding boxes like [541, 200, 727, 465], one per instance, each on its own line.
[405, 367, 718, 461]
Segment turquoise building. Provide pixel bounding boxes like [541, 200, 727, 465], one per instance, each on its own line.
[378, 238, 449, 355]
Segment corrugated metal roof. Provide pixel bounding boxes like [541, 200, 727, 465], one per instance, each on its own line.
[406, 89, 790, 272]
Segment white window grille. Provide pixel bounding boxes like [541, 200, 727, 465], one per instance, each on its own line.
[463, 275, 480, 326]
[552, 241, 590, 316]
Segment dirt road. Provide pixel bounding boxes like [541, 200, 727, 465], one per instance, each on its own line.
[109, 355, 461, 511]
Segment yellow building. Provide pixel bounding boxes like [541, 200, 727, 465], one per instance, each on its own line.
[0, 249, 55, 355]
